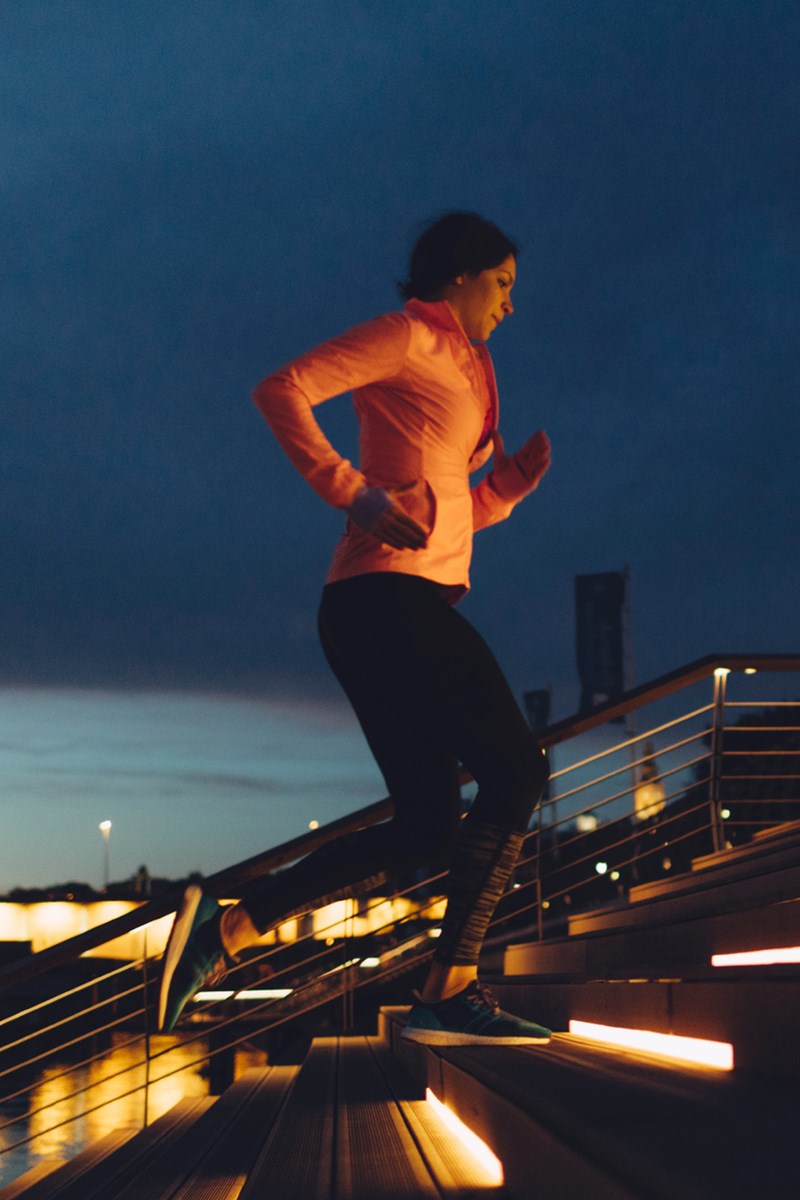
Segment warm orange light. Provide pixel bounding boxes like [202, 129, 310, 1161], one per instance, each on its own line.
[425, 1088, 504, 1185]
[193, 988, 292, 1002]
[569, 1020, 733, 1070]
[712, 946, 800, 967]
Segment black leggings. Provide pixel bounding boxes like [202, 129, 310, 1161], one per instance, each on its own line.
[242, 572, 548, 950]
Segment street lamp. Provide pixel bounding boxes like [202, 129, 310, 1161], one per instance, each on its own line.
[99, 820, 112, 890]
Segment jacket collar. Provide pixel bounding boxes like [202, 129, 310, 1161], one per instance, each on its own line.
[403, 297, 470, 339]
[403, 299, 498, 444]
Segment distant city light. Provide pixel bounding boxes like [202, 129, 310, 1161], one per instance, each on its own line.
[595, 861, 608, 875]
[99, 820, 112, 889]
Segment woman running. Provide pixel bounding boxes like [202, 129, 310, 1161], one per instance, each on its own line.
[159, 211, 552, 1043]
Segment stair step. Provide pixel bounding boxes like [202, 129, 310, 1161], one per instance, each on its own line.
[0, 1099, 210, 1200]
[572, 829, 800, 933]
[0, 1131, 135, 1200]
[109, 1068, 292, 1200]
[241, 1035, 507, 1199]
[166, 1066, 298, 1200]
[381, 1005, 800, 1200]
[505, 893, 800, 979]
[3, 1067, 301, 1200]
[238, 1039, 337, 1199]
[491, 975, 800, 1080]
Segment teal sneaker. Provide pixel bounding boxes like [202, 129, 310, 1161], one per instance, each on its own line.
[157, 886, 234, 1032]
[402, 981, 551, 1045]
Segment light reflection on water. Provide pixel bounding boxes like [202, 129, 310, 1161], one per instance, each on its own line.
[0, 1033, 264, 1188]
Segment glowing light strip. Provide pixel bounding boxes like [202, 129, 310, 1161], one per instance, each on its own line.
[193, 988, 293, 1002]
[712, 946, 800, 967]
[425, 1088, 504, 1185]
[569, 1020, 733, 1070]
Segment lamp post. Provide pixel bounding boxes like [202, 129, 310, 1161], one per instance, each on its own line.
[99, 820, 112, 891]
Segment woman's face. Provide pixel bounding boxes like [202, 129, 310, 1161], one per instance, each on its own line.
[446, 254, 516, 342]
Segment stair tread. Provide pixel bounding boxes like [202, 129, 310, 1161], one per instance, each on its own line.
[108, 1069, 275, 1200]
[169, 1067, 298, 1200]
[6, 1098, 213, 1200]
[0, 1130, 135, 1200]
[242, 1035, 510, 1199]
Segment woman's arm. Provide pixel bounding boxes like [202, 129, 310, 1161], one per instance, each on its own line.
[252, 313, 410, 510]
[253, 313, 428, 550]
[471, 430, 552, 531]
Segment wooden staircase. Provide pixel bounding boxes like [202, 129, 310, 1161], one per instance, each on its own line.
[6, 811, 800, 1199]
[6, 995, 799, 1200]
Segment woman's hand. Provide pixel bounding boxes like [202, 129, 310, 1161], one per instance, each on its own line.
[488, 430, 551, 502]
[347, 484, 429, 550]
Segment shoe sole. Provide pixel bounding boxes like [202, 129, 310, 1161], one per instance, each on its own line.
[402, 1027, 551, 1046]
[157, 884, 203, 1031]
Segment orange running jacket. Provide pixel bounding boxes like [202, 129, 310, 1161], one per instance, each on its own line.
[252, 298, 521, 596]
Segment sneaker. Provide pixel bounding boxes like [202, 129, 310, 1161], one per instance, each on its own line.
[402, 981, 551, 1045]
[157, 885, 234, 1032]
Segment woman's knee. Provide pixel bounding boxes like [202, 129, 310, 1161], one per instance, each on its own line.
[471, 740, 549, 831]
[392, 805, 460, 863]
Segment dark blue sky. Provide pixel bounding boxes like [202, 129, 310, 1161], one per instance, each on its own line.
[3, 0, 799, 720]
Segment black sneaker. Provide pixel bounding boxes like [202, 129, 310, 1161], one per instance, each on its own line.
[157, 886, 234, 1032]
[402, 981, 551, 1045]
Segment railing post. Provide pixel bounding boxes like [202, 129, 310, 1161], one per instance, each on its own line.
[708, 668, 729, 853]
[535, 808, 544, 942]
[142, 929, 151, 1128]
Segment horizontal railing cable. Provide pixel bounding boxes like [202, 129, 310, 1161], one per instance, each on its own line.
[0, 959, 141, 1031]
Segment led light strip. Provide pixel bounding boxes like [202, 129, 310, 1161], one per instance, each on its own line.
[193, 988, 293, 1002]
[570, 1020, 734, 1070]
[712, 946, 800, 967]
[425, 1088, 504, 1185]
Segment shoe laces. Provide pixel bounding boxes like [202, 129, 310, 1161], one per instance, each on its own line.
[412, 981, 500, 1012]
[466, 982, 500, 1014]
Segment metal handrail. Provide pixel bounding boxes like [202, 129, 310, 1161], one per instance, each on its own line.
[539, 654, 799, 747]
[0, 796, 393, 995]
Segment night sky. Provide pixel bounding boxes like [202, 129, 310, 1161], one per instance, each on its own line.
[2, 2, 798, 890]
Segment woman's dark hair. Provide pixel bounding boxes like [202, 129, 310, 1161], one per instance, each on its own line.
[398, 211, 519, 302]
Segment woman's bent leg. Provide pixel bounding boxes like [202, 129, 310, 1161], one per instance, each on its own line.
[235, 575, 463, 939]
[314, 574, 549, 984]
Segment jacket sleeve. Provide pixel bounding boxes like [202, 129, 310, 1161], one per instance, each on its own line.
[467, 441, 516, 531]
[471, 475, 517, 531]
[252, 313, 411, 508]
